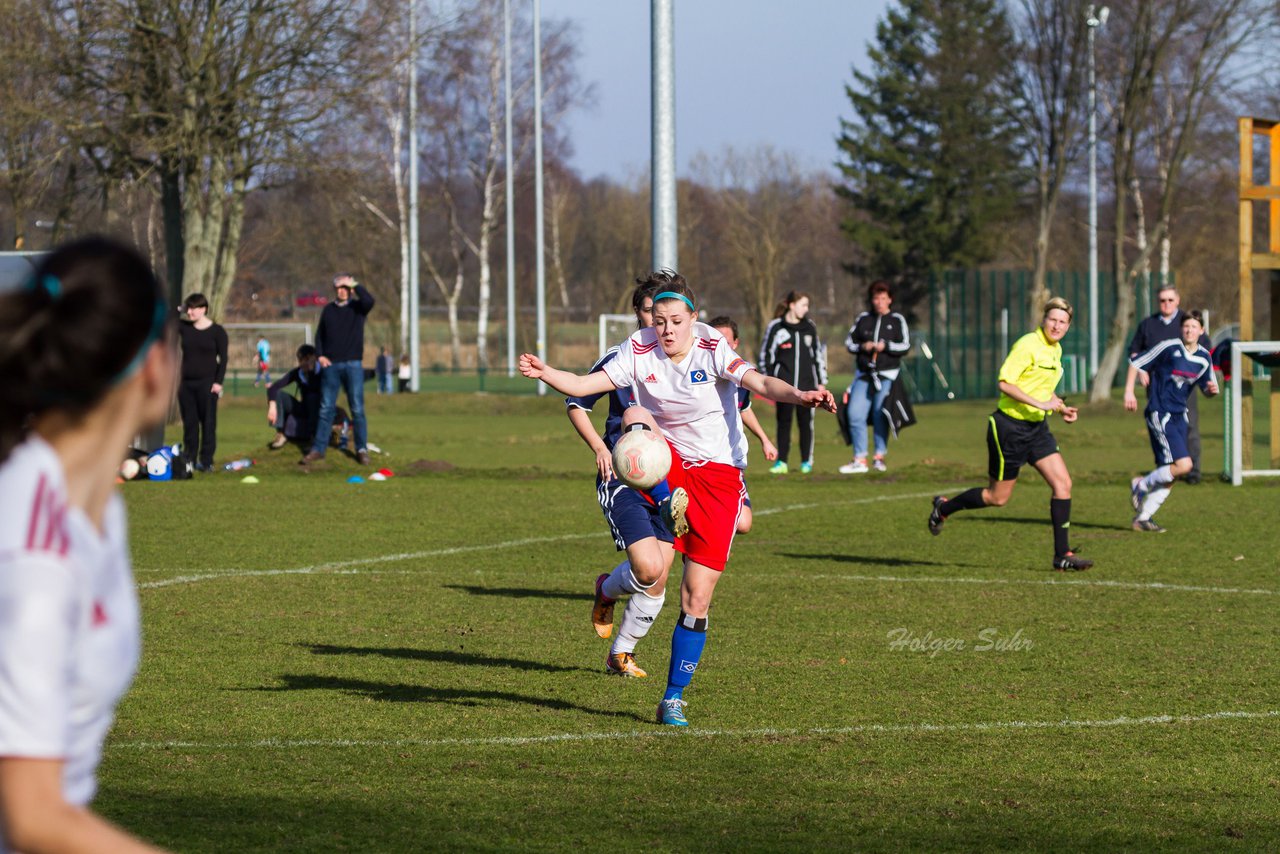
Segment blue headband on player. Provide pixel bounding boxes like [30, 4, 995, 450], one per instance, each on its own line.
[653, 291, 695, 311]
[111, 299, 171, 384]
[28, 274, 62, 298]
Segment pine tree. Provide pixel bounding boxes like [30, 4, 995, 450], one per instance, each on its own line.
[836, 0, 1024, 299]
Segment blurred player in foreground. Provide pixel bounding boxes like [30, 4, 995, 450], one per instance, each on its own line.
[0, 237, 174, 852]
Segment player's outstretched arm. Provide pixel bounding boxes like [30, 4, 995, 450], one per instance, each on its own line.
[518, 353, 615, 398]
[741, 370, 837, 412]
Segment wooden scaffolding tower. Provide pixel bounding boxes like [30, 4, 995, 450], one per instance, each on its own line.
[1236, 117, 1280, 469]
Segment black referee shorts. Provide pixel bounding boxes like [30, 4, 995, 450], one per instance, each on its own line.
[986, 410, 1059, 482]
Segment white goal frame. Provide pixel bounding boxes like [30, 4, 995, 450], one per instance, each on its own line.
[598, 314, 635, 359]
[1228, 340, 1280, 485]
[224, 322, 313, 346]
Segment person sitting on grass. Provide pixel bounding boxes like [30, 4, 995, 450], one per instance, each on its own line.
[1128, 311, 1218, 532]
[266, 344, 323, 450]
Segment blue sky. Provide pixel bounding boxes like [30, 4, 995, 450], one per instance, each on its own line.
[541, 1, 893, 180]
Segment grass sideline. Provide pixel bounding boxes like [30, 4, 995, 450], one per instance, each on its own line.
[100, 391, 1279, 851]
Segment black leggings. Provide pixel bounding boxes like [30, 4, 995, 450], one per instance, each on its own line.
[775, 403, 815, 465]
[178, 379, 218, 466]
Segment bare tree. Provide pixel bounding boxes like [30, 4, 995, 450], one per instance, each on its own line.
[46, 0, 383, 315]
[1090, 0, 1271, 400]
[416, 0, 586, 370]
[0, 0, 69, 248]
[691, 146, 813, 340]
[1008, 0, 1089, 318]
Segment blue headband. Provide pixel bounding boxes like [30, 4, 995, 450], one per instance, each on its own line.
[653, 291, 695, 311]
[111, 300, 171, 384]
[26, 274, 62, 298]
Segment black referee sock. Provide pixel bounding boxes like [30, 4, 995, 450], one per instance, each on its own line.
[1050, 498, 1071, 557]
[940, 487, 986, 517]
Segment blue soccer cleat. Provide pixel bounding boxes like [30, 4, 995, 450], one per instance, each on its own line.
[656, 697, 689, 727]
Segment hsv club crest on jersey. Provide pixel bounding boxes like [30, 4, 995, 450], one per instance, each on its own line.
[602, 322, 756, 468]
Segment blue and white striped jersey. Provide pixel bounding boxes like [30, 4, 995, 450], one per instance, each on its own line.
[1129, 339, 1213, 414]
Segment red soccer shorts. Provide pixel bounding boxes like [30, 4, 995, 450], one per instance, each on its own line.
[665, 445, 745, 572]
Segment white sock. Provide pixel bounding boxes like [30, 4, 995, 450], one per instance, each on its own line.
[602, 559, 646, 600]
[1137, 486, 1172, 521]
[1142, 465, 1174, 491]
[612, 590, 664, 655]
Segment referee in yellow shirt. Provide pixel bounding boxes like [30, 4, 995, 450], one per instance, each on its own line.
[927, 297, 1093, 571]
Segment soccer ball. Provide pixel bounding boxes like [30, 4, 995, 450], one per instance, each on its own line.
[612, 428, 672, 490]
[120, 458, 141, 480]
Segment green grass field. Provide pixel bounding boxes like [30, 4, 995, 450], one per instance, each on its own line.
[100, 391, 1278, 851]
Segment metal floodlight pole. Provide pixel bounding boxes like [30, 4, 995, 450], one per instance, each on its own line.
[408, 0, 421, 391]
[504, 0, 516, 377]
[533, 0, 547, 395]
[651, 0, 677, 271]
[1086, 5, 1108, 380]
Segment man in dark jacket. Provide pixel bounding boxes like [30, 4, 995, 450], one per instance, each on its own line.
[303, 273, 375, 466]
[1123, 286, 1210, 483]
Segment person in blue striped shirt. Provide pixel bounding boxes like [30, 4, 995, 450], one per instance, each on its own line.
[1128, 311, 1218, 532]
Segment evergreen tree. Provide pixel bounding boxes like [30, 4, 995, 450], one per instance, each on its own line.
[836, 0, 1024, 301]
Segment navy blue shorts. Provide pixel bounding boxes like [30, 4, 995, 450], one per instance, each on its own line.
[597, 475, 674, 551]
[1146, 409, 1189, 466]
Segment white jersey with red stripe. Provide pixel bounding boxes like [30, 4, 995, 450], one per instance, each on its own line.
[0, 436, 140, 811]
[602, 322, 756, 467]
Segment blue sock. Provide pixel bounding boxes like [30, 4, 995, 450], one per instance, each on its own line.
[664, 612, 707, 701]
[649, 478, 671, 504]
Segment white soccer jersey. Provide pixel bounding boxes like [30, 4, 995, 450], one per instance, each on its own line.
[603, 322, 756, 467]
[0, 436, 140, 814]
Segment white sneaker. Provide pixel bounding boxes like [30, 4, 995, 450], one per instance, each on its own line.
[838, 459, 869, 474]
[872, 457, 887, 472]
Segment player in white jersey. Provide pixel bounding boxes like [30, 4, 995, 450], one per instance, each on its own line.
[0, 238, 176, 852]
[520, 277, 836, 727]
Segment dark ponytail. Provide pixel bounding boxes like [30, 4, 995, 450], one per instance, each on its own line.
[773, 290, 811, 320]
[0, 237, 170, 463]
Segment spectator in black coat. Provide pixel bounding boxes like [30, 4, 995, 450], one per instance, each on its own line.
[758, 290, 827, 474]
[303, 273, 375, 466]
[840, 280, 911, 474]
[176, 293, 227, 472]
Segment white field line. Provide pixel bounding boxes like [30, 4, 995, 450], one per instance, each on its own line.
[811, 573, 1277, 597]
[137, 491, 943, 590]
[137, 533, 603, 589]
[109, 708, 1280, 751]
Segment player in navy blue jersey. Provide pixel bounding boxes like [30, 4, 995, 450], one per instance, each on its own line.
[1124, 286, 1211, 482]
[709, 316, 777, 534]
[566, 277, 677, 678]
[1128, 311, 1218, 532]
